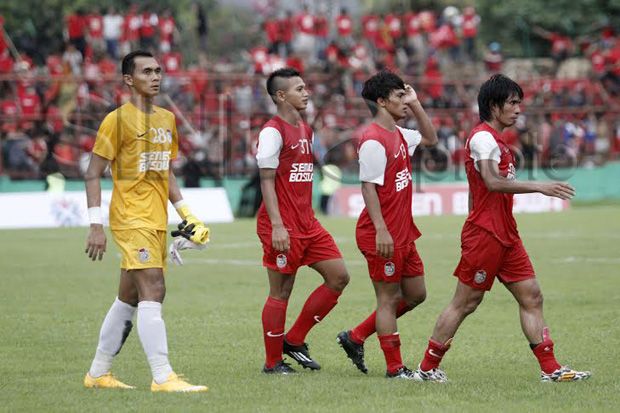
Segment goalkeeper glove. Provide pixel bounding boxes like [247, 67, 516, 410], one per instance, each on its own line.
[169, 235, 207, 266]
[171, 220, 210, 245]
[174, 201, 210, 244]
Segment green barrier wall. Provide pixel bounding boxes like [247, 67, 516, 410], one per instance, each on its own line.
[2, 162, 619, 213]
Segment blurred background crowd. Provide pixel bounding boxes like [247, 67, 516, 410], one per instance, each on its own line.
[0, 0, 619, 185]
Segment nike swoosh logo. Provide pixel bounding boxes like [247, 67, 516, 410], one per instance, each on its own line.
[266, 331, 284, 337]
[313, 315, 321, 323]
[291, 144, 300, 149]
[428, 349, 441, 358]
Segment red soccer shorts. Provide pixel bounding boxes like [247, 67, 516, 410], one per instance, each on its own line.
[454, 223, 535, 291]
[360, 242, 425, 283]
[258, 225, 342, 275]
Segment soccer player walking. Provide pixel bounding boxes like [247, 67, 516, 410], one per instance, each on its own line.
[83, 51, 209, 392]
[337, 71, 438, 379]
[256, 68, 350, 374]
[413, 74, 591, 383]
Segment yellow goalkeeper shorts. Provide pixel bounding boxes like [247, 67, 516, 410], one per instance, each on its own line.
[112, 228, 167, 271]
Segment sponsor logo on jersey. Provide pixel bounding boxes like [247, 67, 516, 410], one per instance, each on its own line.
[276, 254, 287, 269]
[138, 151, 171, 172]
[384, 262, 395, 276]
[395, 168, 411, 192]
[474, 270, 486, 284]
[138, 247, 150, 263]
[289, 162, 314, 182]
[506, 163, 516, 180]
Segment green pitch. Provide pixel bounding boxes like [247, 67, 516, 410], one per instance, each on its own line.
[1, 205, 619, 412]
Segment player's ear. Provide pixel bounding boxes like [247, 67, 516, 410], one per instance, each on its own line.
[123, 74, 134, 87]
[377, 97, 387, 108]
[276, 89, 286, 102]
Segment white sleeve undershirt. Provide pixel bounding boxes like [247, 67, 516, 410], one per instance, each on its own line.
[256, 127, 283, 169]
[396, 125, 422, 156]
[358, 140, 387, 185]
[469, 131, 500, 171]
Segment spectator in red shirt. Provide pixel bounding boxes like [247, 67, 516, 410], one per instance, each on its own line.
[278, 10, 294, 57]
[295, 5, 316, 63]
[314, 12, 329, 61]
[361, 13, 380, 47]
[533, 26, 574, 67]
[86, 8, 105, 57]
[264, 16, 281, 55]
[65, 9, 87, 57]
[159, 9, 177, 54]
[0, 15, 8, 55]
[335, 8, 353, 48]
[122, 5, 141, 56]
[461, 7, 480, 61]
[484, 42, 503, 73]
[140, 8, 159, 53]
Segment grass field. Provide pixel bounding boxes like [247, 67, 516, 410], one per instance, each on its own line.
[1, 205, 619, 412]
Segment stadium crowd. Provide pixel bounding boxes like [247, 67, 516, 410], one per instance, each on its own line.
[0, 4, 619, 182]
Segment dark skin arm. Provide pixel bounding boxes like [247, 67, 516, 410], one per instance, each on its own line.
[259, 168, 290, 252]
[477, 159, 575, 199]
[84, 153, 109, 261]
[361, 181, 393, 259]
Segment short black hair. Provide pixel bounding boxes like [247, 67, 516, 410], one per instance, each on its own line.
[478, 74, 523, 122]
[121, 50, 154, 76]
[361, 70, 405, 116]
[266, 67, 301, 101]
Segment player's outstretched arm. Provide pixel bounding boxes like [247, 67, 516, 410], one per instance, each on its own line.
[259, 168, 290, 253]
[361, 182, 393, 259]
[84, 153, 109, 261]
[168, 171, 210, 244]
[478, 159, 575, 199]
[403, 84, 438, 147]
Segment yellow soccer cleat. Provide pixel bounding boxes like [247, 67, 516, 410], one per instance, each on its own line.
[84, 372, 135, 389]
[151, 372, 208, 393]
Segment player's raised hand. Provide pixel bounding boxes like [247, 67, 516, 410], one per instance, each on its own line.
[539, 182, 576, 200]
[272, 223, 290, 253]
[85, 224, 107, 261]
[376, 227, 394, 259]
[403, 84, 419, 105]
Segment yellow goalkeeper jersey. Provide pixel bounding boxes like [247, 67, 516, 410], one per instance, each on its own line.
[93, 101, 178, 230]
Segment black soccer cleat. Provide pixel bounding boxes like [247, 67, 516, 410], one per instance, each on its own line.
[283, 340, 321, 370]
[336, 331, 368, 374]
[386, 366, 417, 380]
[262, 360, 296, 375]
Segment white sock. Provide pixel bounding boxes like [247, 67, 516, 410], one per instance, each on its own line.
[89, 297, 136, 378]
[137, 301, 173, 384]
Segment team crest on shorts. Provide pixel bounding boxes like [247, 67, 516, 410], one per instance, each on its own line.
[276, 254, 287, 269]
[474, 270, 487, 284]
[138, 248, 150, 263]
[384, 262, 395, 277]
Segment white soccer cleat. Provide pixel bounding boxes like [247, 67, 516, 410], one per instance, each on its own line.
[169, 237, 207, 265]
[541, 366, 591, 382]
[413, 364, 448, 383]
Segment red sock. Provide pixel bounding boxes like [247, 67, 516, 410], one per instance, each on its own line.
[262, 296, 288, 368]
[378, 333, 403, 374]
[285, 284, 341, 346]
[350, 300, 410, 344]
[532, 339, 561, 374]
[420, 338, 450, 371]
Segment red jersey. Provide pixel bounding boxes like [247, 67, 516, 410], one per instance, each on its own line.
[256, 116, 320, 238]
[403, 12, 420, 37]
[87, 14, 103, 39]
[264, 19, 280, 43]
[336, 14, 352, 37]
[356, 123, 422, 250]
[464, 122, 519, 246]
[159, 16, 175, 43]
[296, 12, 315, 35]
[314, 15, 328, 38]
[361, 14, 379, 42]
[66, 14, 86, 39]
[462, 14, 479, 38]
[384, 14, 402, 40]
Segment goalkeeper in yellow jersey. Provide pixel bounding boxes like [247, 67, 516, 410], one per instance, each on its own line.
[83, 50, 208, 392]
